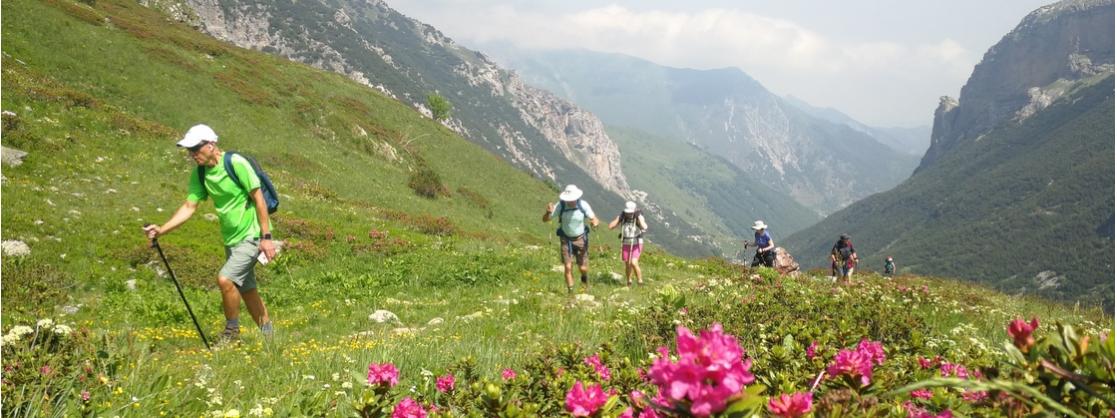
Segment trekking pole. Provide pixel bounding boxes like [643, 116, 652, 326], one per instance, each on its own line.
[146, 225, 211, 350]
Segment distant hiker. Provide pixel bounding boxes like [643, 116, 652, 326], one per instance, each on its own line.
[831, 234, 858, 284]
[143, 124, 275, 343]
[543, 185, 599, 293]
[608, 201, 648, 286]
[884, 256, 896, 276]
[750, 220, 776, 268]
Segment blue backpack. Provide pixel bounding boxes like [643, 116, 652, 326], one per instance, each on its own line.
[197, 152, 280, 214]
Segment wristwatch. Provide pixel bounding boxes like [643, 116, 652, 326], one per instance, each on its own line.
[262, 233, 273, 240]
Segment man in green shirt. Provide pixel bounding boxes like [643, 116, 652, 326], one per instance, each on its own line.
[143, 124, 276, 342]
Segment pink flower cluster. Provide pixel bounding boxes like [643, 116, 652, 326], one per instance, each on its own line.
[825, 339, 886, 387]
[1007, 318, 1040, 351]
[903, 401, 953, 418]
[584, 354, 612, 381]
[565, 381, 607, 417]
[392, 397, 427, 418]
[806, 341, 818, 361]
[767, 392, 812, 418]
[910, 389, 933, 400]
[501, 368, 517, 380]
[916, 355, 942, 369]
[646, 323, 756, 417]
[436, 373, 455, 393]
[939, 362, 970, 379]
[368, 362, 400, 387]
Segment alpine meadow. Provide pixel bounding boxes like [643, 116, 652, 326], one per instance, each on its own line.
[0, 1, 1113, 418]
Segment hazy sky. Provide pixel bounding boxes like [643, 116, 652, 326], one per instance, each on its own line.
[389, 0, 1053, 127]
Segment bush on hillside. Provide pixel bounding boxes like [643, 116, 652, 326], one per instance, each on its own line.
[426, 93, 452, 121]
[408, 165, 449, 199]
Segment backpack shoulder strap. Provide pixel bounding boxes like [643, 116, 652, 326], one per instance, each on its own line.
[196, 166, 207, 194]
[223, 151, 246, 192]
[576, 199, 588, 217]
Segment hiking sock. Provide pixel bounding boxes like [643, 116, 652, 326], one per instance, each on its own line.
[225, 318, 239, 331]
[260, 321, 274, 337]
[567, 286, 574, 295]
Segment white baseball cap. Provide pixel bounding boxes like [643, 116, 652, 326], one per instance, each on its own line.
[623, 201, 637, 213]
[177, 124, 218, 148]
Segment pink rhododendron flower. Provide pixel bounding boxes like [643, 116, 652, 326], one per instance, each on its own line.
[638, 409, 659, 418]
[367, 362, 399, 387]
[80, 390, 90, 402]
[962, 390, 988, 403]
[565, 381, 607, 417]
[584, 354, 612, 381]
[767, 392, 812, 418]
[806, 341, 818, 360]
[857, 340, 886, 365]
[646, 323, 755, 417]
[826, 348, 874, 386]
[501, 368, 517, 380]
[619, 408, 634, 418]
[391, 397, 427, 418]
[1008, 318, 1040, 351]
[903, 401, 954, 418]
[910, 389, 933, 400]
[436, 373, 455, 393]
[916, 355, 942, 369]
[939, 362, 969, 379]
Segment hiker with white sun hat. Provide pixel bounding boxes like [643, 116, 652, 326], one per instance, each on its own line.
[608, 201, 648, 286]
[750, 220, 776, 268]
[543, 184, 599, 293]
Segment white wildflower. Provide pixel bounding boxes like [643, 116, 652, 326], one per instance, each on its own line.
[53, 325, 73, 336]
[341, 381, 353, 389]
[248, 405, 264, 417]
[10, 325, 34, 337]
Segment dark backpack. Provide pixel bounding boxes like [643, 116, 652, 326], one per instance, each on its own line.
[554, 200, 590, 239]
[198, 152, 280, 214]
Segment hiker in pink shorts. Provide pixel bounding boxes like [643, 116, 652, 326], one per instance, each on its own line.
[608, 201, 648, 286]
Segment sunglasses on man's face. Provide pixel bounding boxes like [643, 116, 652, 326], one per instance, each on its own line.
[187, 143, 208, 154]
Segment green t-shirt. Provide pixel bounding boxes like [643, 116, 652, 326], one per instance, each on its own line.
[187, 152, 262, 246]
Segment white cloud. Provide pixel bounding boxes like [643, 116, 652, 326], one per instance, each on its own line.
[392, 2, 978, 125]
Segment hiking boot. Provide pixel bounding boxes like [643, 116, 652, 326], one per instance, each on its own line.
[260, 321, 275, 339]
[217, 327, 240, 345]
[580, 275, 588, 284]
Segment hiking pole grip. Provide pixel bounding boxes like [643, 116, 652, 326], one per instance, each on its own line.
[145, 224, 211, 350]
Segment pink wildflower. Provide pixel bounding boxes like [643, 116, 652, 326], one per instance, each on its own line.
[436, 373, 455, 393]
[910, 389, 933, 400]
[826, 349, 874, 387]
[962, 390, 988, 403]
[584, 354, 612, 381]
[767, 392, 813, 418]
[1007, 318, 1040, 351]
[916, 355, 941, 369]
[39, 365, 51, 375]
[646, 323, 755, 417]
[939, 362, 969, 379]
[391, 397, 427, 418]
[806, 341, 818, 360]
[904, 401, 954, 418]
[857, 340, 886, 365]
[367, 362, 400, 387]
[620, 408, 635, 418]
[638, 409, 660, 418]
[565, 381, 607, 417]
[501, 368, 517, 380]
[80, 390, 90, 402]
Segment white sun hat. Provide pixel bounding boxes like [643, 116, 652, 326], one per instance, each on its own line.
[558, 184, 583, 201]
[177, 124, 219, 148]
[623, 201, 637, 213]
[751, 220, 768, 230]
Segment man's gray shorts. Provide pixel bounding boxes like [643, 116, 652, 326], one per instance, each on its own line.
[220, 237, 260, 293]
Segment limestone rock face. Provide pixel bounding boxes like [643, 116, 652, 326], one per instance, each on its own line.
[173, 0, 629, 195]
[920, 0, 1114, 171]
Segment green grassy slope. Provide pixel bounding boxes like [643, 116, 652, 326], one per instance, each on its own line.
[785, 76, 1115, 310]
[0, 0, 566, 322]
[1, 2, 1112, 417]
[609, 127, 819, 254]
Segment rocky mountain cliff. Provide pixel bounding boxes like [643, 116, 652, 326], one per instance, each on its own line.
[920, 0, 1114, 171]
[161, 0, 629, 197]
[483, 47, 920, 214]
[782, 95, 931, 156]
[785, 0, 1115, 309]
